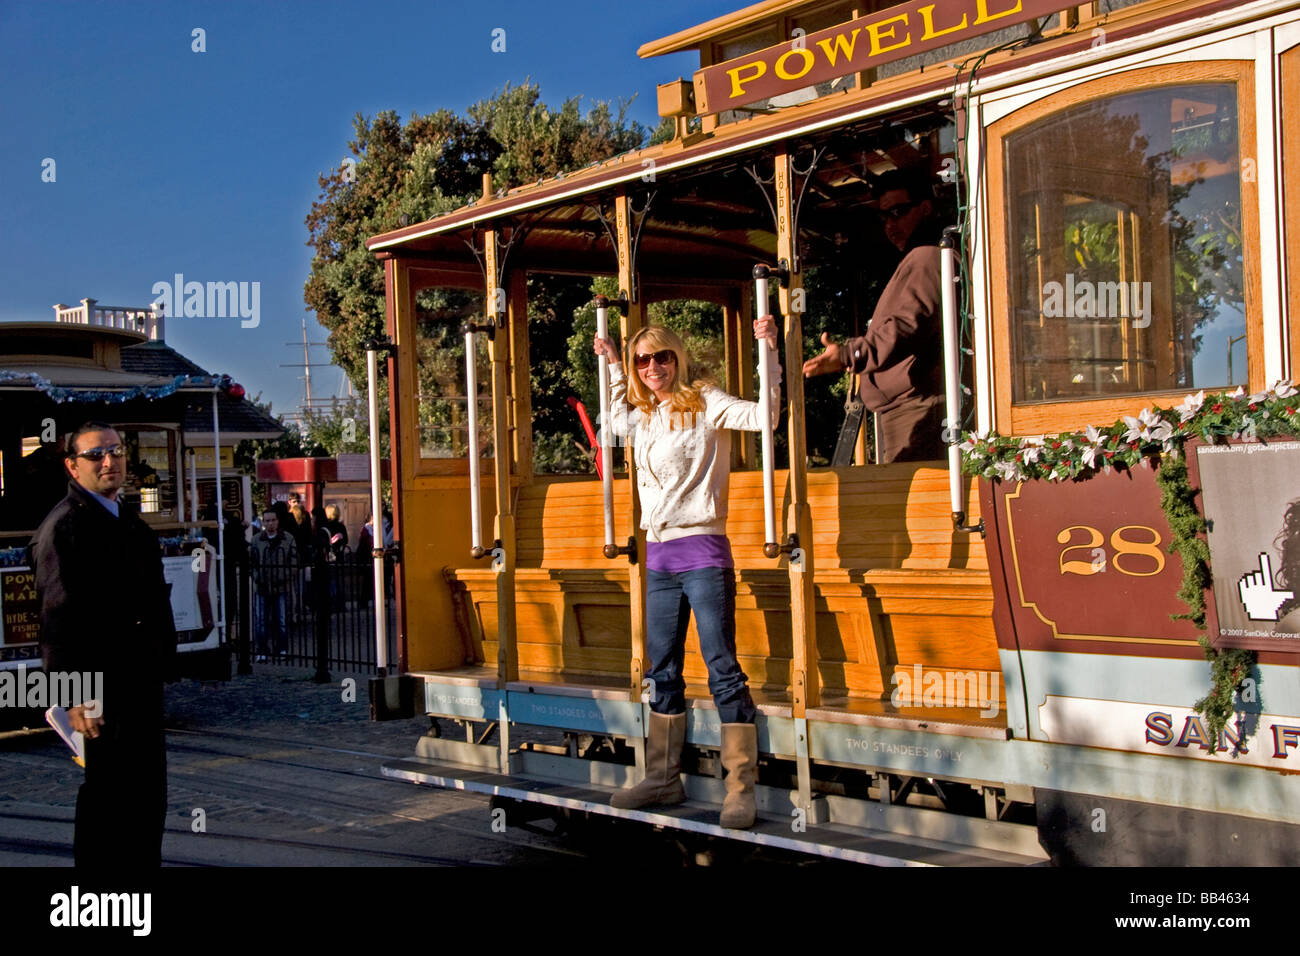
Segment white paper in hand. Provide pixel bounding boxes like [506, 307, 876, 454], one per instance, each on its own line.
[44, 707, 86, 768]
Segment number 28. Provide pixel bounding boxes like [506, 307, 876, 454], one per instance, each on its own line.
[1057, 525, 1165, 577]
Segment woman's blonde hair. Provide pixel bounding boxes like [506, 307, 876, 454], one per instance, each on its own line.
[624, 326, 708, 427]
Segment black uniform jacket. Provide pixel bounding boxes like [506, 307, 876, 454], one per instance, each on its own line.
[28, 481, 177, 726]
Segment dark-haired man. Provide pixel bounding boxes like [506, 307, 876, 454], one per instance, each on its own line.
[250, 508, 296, 659]
[29, 422, 176, 866]
[803, 170, 948, 462]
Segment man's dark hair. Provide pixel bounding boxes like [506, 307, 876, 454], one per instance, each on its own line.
[872, 168, 934, 204]
[64, 421, 118, 457]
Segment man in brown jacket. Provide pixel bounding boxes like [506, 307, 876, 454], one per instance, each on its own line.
[803, 170, 947, 462]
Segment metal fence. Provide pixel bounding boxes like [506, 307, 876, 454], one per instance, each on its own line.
[226, 546, 395, 677]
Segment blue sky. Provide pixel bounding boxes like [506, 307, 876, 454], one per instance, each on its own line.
[0, 0, 736, 420]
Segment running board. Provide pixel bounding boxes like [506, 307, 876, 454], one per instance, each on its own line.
[382, 757, 1048, 866]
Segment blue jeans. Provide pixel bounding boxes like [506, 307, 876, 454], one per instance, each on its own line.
[255, 592, 288, 655]
[645, 567, 756, 724]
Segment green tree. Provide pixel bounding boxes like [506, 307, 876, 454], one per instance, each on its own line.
[233, 394, 319, 473]
[304, 82, 646, 390]
[300, 394, 390, 458]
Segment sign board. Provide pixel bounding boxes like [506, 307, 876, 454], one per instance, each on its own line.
[163, 545, 217, 642]
[1040, 696, 1300, 768]
[987, 463, 1202, 657]
[336, 453, 370, 482]
[190, 446, 235, 470]
[0, 568, 39, 647]
[1189, 439, 1300, 651]
[163, 556, 204, 632]
[694, 0, 1067, 112]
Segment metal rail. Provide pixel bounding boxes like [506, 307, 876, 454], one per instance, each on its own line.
[595, 297, 616, 557]
[941, 228, 982, 536]
[752, 265, 779, 558]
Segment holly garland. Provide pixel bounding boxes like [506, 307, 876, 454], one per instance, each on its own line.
[960, 382, 1300, 482]
[0, 369, 234, 405]
[960, 381, 1300, 745]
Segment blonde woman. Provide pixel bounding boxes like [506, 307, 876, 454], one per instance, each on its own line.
[594, 319, 780, 828]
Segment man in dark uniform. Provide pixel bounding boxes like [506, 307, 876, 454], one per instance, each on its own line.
[29, 421, 176, 867]
[803, 169, 948, 462]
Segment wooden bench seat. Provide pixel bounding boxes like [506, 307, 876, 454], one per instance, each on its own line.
[441, 462, 1001, 709]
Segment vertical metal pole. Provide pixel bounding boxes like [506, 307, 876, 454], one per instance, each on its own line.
[187, 448, 198, 525]
[940, 232, 964, 518]
[366, 346, 389, 676]
[752, 266, 778, 557]
[596, 299, 615, 554]
[212, 390, 226, 643]
[465, 330, 484, 557]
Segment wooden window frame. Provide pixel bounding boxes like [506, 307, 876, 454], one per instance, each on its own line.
[401, 264, 497, 479]
[1284, 45, 1300, 381]
[987, 60, 1261, 436]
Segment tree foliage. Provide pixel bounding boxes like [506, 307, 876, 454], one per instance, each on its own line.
[304, 82, 647, 391]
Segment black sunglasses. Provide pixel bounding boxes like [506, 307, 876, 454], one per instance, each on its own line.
[73, 444, 126, 462]
[879, 200, 919, 221]
[633, 349, 677, 369]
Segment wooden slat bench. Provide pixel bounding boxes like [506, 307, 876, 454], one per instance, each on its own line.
[442, 463, 1003, 715]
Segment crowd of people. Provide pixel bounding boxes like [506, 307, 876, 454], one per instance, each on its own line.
[243, 497, 393, 660]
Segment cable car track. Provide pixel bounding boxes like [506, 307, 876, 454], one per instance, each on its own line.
[0, 808, 498, 867]
[0, 725, 587, 865]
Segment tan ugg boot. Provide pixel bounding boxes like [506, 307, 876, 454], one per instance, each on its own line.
[720, 722, 758, 829]
[611, 711, 687, 810]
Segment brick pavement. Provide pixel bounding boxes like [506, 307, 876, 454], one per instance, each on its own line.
[163, 666, 432, 752]
[2, 669, 584, 865]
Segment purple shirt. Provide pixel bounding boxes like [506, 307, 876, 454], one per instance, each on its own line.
[645, 534, 733, 572]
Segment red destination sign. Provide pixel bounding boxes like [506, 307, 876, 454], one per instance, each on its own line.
[694, 0, 1068, 112]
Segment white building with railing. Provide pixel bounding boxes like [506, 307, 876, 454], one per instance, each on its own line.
[53, 297, 165, 342]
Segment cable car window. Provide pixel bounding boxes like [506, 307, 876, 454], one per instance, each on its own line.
[120, 428, 178, 518]
[415, 289, 492, 460]
[1005, 81, 1246, 404]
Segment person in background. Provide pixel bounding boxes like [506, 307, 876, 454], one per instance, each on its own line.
[287, 498, 313, 619]
[357, 507, 395, 604]
[594, 318, 781, 829]
[307, 505, 335, 613]
[323, 504, 348, 560]
[802, 168, 948, 463]
[249, 509, 296, 661]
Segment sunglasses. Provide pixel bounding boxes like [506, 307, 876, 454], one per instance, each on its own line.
[633, 349, 677, 369]
[73, 444, 126, 462]
[879, 201, 918, 221]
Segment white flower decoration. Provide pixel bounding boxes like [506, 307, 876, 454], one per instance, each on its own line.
[1174, 390, 1205, 422]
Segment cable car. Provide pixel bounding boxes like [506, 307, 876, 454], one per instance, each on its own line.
[361, 0, 1300, 864]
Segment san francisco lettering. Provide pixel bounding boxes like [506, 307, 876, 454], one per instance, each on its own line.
[698, 0, 1063, 111]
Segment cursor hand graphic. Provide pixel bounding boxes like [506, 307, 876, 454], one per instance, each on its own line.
[1238, 552, 1295, 621]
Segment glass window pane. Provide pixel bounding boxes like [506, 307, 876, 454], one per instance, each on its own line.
[1005, 82, 1246, 403]
[415, 289, 493, 460]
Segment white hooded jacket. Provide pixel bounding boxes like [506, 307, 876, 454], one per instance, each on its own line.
[608, 362, 782, 543]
